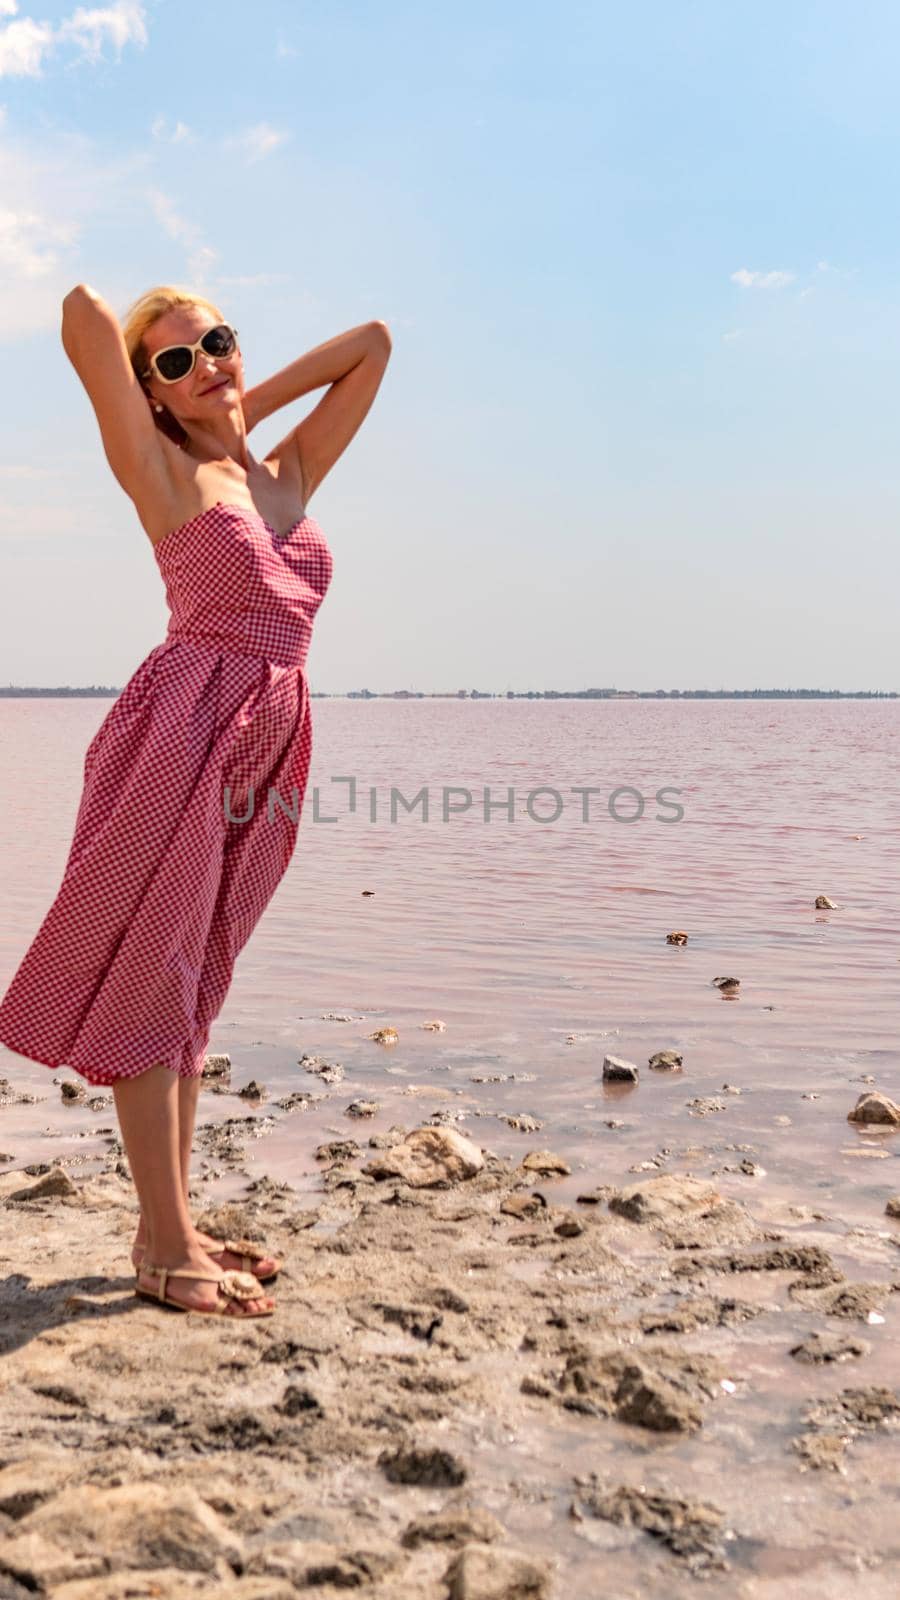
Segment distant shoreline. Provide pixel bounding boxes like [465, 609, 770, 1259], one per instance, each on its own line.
[0, 687, 896, 700]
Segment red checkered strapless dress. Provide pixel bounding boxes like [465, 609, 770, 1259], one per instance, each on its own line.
[0, 501, 333, 1086]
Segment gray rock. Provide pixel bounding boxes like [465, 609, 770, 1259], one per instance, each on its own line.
[640, 1295, 761, 1334]
[346, 1099, 379, 1118]
[573, 1478, 729, 1571]
[244, 1540, 397, 1590]
[6, 1167, 78, 1202]
[378, 1444, 467, 1486]
[237, 1079, 267, 1101]
[364, 1127, 484, 1187]
[790, 1332, 871, 1364]
[649, 1050, 683, 1071]
[609, 1175, 726, 1225]
[402, 1506, 505, 1549]
[789, 1279, 895, 1321]
[553, 1342, 722, 1434]
[1, 1483, 242, 1586]
[201, 1053, 231, 1078]
[602, 1054, 639, 1082]
[445, 1542, 552, 1599]
[608, 1175, 757, 1249]
[520, 1150, 571, 1175]
[847, 1092, 900, 1126]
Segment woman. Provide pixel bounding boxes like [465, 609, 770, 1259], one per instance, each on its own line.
[0, 282, 392, 1318]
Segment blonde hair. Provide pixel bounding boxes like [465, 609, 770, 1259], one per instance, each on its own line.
[119, 284, 225, 448]
[121, 284, 226, 385]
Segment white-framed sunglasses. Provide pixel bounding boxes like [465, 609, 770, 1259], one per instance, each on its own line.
[141, 322, 239, 385]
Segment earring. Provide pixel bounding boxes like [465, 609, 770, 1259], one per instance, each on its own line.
[154, 403, 163, 413]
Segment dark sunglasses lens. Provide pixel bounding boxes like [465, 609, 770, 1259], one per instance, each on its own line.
[156, 347, 193, 381]
[201, 325, 235, 357]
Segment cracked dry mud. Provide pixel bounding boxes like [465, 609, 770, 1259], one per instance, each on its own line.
[1, 1130, 900, 1599]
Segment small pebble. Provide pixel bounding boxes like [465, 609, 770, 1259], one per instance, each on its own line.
[649, 1050, 683, 1072]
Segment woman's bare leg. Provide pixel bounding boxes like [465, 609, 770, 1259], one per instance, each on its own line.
[130, 1068, 281, 1278]
[133, 1071, 199, 1246]
[113, 1062, 273, 1314]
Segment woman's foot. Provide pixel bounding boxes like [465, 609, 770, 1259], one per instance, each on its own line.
[136, 1247, 275, 1316]
[132, 1227, 280, 1280]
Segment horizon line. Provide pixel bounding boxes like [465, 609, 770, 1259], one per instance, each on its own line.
[1, 687, 897, 700]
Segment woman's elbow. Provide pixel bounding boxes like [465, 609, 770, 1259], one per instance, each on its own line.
[61, 284, 104, 322]
[61, 285, 109, 348]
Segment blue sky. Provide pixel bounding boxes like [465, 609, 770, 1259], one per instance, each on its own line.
[0, 0, 897, 692]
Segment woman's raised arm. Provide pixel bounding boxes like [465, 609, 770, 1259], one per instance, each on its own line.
[61, 284, 173, 511]
[245, 320, 391, 505]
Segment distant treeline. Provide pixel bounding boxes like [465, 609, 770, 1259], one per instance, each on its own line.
[1, 686, 896, 700]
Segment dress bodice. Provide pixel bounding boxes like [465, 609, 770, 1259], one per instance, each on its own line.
[154, 500, 333, 668]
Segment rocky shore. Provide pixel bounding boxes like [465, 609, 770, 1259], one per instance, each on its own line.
[1, 1065, 900, 1599]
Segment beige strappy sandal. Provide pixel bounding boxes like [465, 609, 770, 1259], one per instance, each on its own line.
[133, 1236, 282, 1284]
[135, 1262, 275, 1317]
[211, 1236, 282, 1283]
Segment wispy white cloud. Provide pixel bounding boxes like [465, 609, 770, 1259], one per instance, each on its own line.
[0, 15, 54, 75]
[813, 258, 857, 281]
[0, 0, 146, 78]
[730, 267, 796, 289]
[722, 328, 745, 343]
[58, 1, 147, 60]
[145, 186, 218, 286]
[0, 121, 151, 340]
[223, 122, 289, 165]
[214, 272, 291, 288]
[0, 462, 50, 478]
[275, 36, 297, 59]
[0, 205, 78, 279]
[151, 114, 192, 144]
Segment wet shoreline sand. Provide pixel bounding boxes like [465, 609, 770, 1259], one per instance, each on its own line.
[2, 1037, 900, 1599]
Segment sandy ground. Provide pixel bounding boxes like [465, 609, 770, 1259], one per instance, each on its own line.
[2, 1073, 900, 1600]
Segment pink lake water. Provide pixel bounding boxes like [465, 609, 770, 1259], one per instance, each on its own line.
[0, 698, 897, 1214]
[2, 697, 900, 1597]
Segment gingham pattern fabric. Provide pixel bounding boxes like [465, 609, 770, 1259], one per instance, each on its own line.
[0, 502, 333, 1086]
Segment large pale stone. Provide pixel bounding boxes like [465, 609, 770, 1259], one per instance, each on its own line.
[847, 1092, 900, 1126]
[608, 1175, 725, 1224]
[363, 1127, 484, 1187]
[445, 1541, 552, 1599]
[6, 1167, 78, 1202]
[9, 1482, 242, 1582]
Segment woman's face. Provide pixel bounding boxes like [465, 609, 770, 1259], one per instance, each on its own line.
[141, 305, 244, 425]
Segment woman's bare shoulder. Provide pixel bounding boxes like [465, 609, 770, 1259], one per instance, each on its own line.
[135, 445, 307, 551]
[132, 441, 222, 550]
